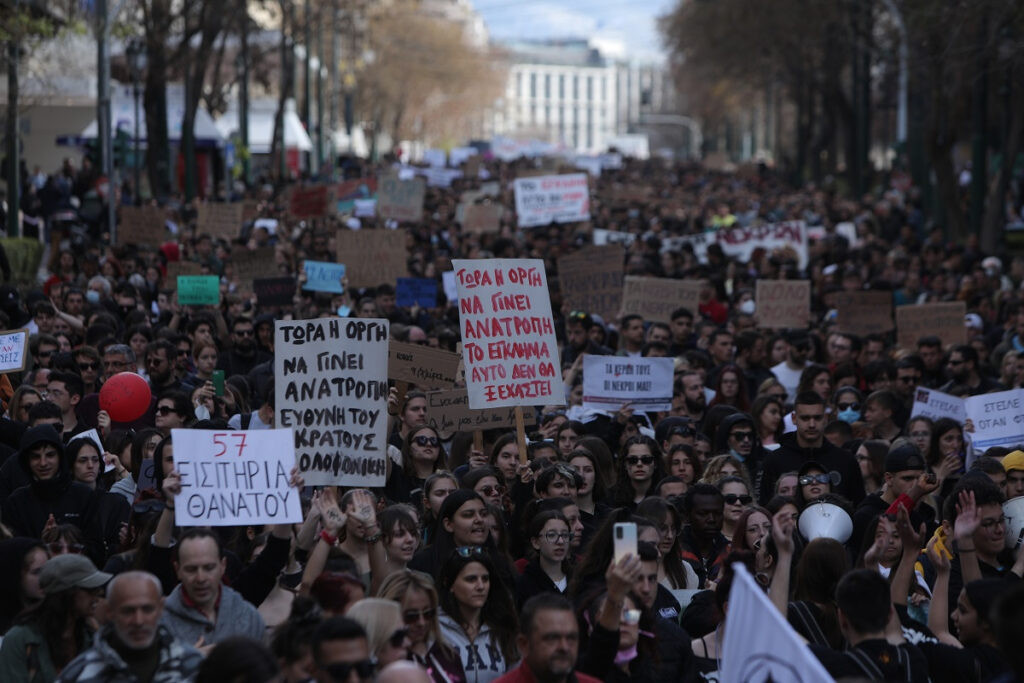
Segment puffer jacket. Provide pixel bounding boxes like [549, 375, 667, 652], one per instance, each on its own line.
[55, 623, 202, 682]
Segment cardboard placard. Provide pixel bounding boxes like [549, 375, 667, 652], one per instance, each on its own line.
[464, 156, 481, 178]
[451, 259, 565, 409]
[756, 280, 811, 329]
[164, 261, 202, 291]
[196, 202, 244, 240]
[513, 173, 590, 228]
[254, 277, 296, 307]
[171, 428, 303, 526]
[120, 206, 167, 245]
[896, 301, 967, 350]
[558, 245, 624, 322]
[241, 200, 260, 224]
[232, 247, 277, 292]
[275, 318, 389, 486]
[0, 328, 29, 373]
[621, 276, 701, 324]
[336, 230, 408, 288]
[396, 278, 437, 308]
[834, 291, 894, 335]
[462, 203, 503, 234]
[388, 341, 461, 388]
[177, 275, 220, 306]
[303, 260, 346, 294]
[288, 185, 333, 220]
[378, 175, 426, 223]
[425, 388, 537, 439]
[582, 356, 674, 412]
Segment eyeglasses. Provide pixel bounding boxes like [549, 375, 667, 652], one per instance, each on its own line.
[402, 608, 436, 624]
[621, 609, 641, 625]
[413, 435, 439, 448]
[626, 455, 655, 466]
[454, 546, 485, 558]
[910, 431, 930, 439]
[729, 431, 754, 442]
[541, 531, 572, 543]
[980, 515, 1006, 529]
[837, 402, 861, 411]
[104, 359, 128, 369]
[722, 494, 753, 505]
[323, 659, 376, 682]
[47, 542, 85, 554]
[799, 473, 831, 486]
[156, 405, 178, 416]
[479, 484, 505, 497]
[388, 628, 410, 648]
[234, 329, 255, 337]
[77, 362, 99, 371]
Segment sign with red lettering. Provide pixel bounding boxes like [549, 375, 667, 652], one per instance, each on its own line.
[513, 173, 590, 228]
[451, 259, 565, 409]
[288, 185, 333, 220]
[756, 280, 811, 329]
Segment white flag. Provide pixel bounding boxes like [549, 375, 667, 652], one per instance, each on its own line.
[719, 564, 833, 683]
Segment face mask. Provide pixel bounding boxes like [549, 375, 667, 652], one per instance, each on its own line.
[86, 290, 101, 304]
[739, 299, 756, 315]
[838, 408, 861, 423]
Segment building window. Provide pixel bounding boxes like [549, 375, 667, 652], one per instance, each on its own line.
[544, 74, 551, 99]
[530, 73, 537, 99]
[516, 72, 522, 98]
[587, 108, 593, 148]
[559, 74, 565, 100]
[601, 77, 606, 101]
[587, 76, 593, 101]
[573, 76, 578, 100]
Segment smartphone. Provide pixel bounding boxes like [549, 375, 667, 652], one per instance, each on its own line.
[212, 370, 225, 397]
[613, 522, 638, 564]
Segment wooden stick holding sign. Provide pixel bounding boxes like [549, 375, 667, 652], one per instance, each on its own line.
[514, 407, 528, 465]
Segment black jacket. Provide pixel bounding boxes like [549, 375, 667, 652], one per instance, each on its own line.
[514, 557, 568, 609]
[758, 432, 865, 505]
[713, 413, 764, 489]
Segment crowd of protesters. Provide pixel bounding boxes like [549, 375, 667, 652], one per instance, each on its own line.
[0, 152, 1023, 682]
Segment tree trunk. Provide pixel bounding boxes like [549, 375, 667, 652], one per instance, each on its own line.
[981, 69, 1023, 254]
[270, 0, 291, 187]
[143, 44, 171, 200]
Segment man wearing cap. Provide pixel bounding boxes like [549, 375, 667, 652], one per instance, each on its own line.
[56, 571, 202, 683]
[938, 345, 1003, 396]
[1001, 450, 1024, 501]
[850, 443, 938, 552]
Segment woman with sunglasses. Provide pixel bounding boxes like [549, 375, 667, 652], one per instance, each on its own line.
[377, 569, 466, 683]
[794, 462, 833, 509]
[7, 385, 41, 425]
[515, 510, 573, 608]
[346, 598, 412, 668]
[717, 476, 753, 542]
[154, 390, 191, 436]
[460, 467, 506, 510]
[611, 436, 665, 510]
[578, 584, 659, 682]
[386, 426, 447, 506]
[437, 547, 519, 682]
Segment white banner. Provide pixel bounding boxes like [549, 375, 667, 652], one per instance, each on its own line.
[423, 148, 446, 168]
[452, 259, 564, 409]
[171, 428, 302, 526]
[721, 564, 833, 683]
[661, 221, 809, 270]
[275, 318, 389, 487]
[593, 228, 636, 247]
[911, 387, 966, 423]
[965, 389, 1024, 452]
[450, 146, 477, 167]
[582, 356, 674, 412]
[513, 174, 590, 228]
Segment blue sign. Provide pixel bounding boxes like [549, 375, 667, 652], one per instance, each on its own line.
[396, 278, 437, 308]
[303, 260, 346, 293]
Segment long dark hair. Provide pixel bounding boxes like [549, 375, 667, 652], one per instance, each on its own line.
[438, 549, 518, 666]
[19, 589, 92, 667]
[0, 539, 46, 633]
[613, 436, 665, 506]
[709, 363, 750, 411]
[568, 508, 655, 599]
[566, 448, 607, 500]
[793, 538, 848, 650]
[402, 425, 446, 478]
[527, 510, 573, 576]
[927, 417, 963, 468]
[636, 497, 690, 589]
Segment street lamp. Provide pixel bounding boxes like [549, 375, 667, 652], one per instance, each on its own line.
[125, 39, 146, 205]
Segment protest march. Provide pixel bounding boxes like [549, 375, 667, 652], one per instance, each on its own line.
[3, 147, 1024, 683]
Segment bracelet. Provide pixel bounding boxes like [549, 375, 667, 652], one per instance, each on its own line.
[959, 546, 976, 553]
[165, 503, 175, 511]
[320, 529, 338, 546]
[364, 532, 383, 544]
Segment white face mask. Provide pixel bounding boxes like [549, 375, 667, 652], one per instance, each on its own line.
[739, 299, 756, 315]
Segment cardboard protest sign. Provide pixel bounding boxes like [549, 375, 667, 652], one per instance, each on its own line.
[464, 156, 482, 178]
[378, 175, 426, 222]
[513, 174, 590, 228]
[288, 185, 332, 220]
[756, 280, 811, 329]
[558, 246, 624, 322]
[896, 301, 966, 350]
[621, 276, 701, 324]
[451, 259, 565, 409]
[835, 291, 894, 335]
[0, 329, 28, 373]
[165, 261, 202, 291]
[911, 387, 966, 423]
[336, 230, 407, 288]
[662, 222, 809, 270]
[396, 278, 437, 308]
[177, 276, 220, 305]
[582, 356, 674, 412]
[425, 388, 537, 439]
[275, 318, 389, 486]
[120, 206, 167, 245]
[388, 341, 460, 388]
[254, 277, 296, 307]
[232, 247, 277, 292]
[196, 202, 244, 240]
[462, 203, 503, 234]
[965, 389, 1024, 452]
[171, 428, 302, 526]
[303, 260, 346, 293]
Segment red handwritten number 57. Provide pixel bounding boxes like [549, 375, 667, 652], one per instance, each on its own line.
[212, 432, 248, 457]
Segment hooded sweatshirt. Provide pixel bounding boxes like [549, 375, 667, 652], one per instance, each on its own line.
[437, 609, 514, 683]
[758, 431, 865, 505]
[713, 413, 764, 487]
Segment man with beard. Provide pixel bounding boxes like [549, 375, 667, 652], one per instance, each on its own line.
[56, 571, 202, 682]
[145, 340, 186, 393]
[217, 317, 271, 378]
[495, 594, 600, 683]
[938, 344, 1003, 396]
[674, 371, 707, 427]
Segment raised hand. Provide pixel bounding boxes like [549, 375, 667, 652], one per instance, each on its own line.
[953, 489, 981, 542]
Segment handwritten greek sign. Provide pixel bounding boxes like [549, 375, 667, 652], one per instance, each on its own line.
[176, 275, 220, 306]
[558, 246, 624, 322]
[756, 280, 811, 329]
[835, 291, 894, 335]
[275, 318, 389, 486]
[388, 341, 460, 388]
[288, 185, 332, 220]
[0, 328, 28, 373]
[303, 260, 346, 293]
[196, 202, 244, 240]
[254, 277, 296, 307]
[582, 356, 674, 412]
[452, 258, 564, 409]
[896, 301, 966, 350]
[171, 428, 302, 526]
[425, 388, 537, 439]
[232, 247, 277, 292]
[621, 276, 701, 324]
[378, 175, 426, 222]
[911, 387, 966, 423]
[965, 389, 1024, 452]
[513, 173, 590, 228]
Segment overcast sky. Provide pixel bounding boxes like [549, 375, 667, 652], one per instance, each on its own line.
[474, 0, 676, 63]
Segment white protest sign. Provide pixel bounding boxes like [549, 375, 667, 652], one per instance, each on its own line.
[442, 270, 458, 303]
[574, 156, 602, 177]
[0, 329, 28, 373]
[513, 174, 590, 228]
[275, 318, 389, 486]
[451, 259, 564, 409]
[911, 387, 966, 423]
[661, 222, 809, 270]
[593, 228, 636, 247]
[582, 356, 674, 412]
[170, 428, 302, 526]
[354, 199, 376, 217]
[965, 389, 1024, 453]
[423, 148, 446, 168]
[450, 146, 477, 167]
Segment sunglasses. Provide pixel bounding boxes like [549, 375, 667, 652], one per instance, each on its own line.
[568, 311, 588, 320]
[402, 608, 436, 625]
[479, 484, 505, 497]
[413, 435, 439, 448]
[77, 362, 99, 371]
[898, 376, 920, 383]
[234, 329, 255, 337]
[156, 406, 178, 416]
[388, 628, 409, 648]
[722, 494, 753, 505]
[176, 349, 190, 356]
[799, 473, 831, 486]
[324, 659, 376, 682]
[837, 402, 861, 411]
[626, 455, 655, 466]
[669, 426, 696, 437]
[454, 546, 485, 559]
[729, 431, 754, 442]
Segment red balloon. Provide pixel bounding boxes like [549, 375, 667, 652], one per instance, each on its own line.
[99, 372, 152, 423]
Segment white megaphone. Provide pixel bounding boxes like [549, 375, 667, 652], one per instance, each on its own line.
[1004, 497, 1024, 551]
[799, 501, 853, 544]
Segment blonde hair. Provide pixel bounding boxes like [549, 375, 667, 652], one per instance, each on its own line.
[700, 453, 753, 492]
[376, 569, 449, 652]
[346, 598, 403, 658]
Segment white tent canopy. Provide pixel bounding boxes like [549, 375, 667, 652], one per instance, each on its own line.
[215, 98, 312, 153]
